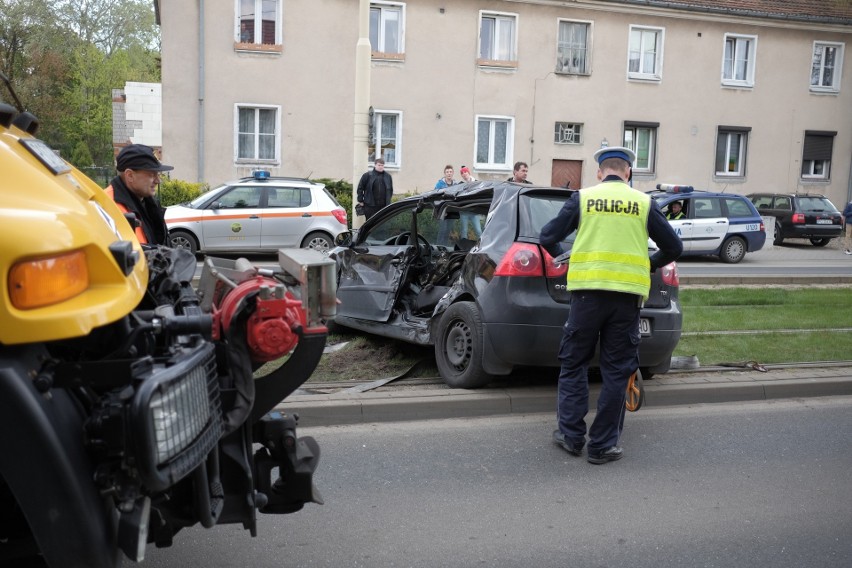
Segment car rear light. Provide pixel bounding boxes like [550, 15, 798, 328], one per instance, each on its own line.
[792, 213, 805, 224]
[331, 208, 348, 226]
[541, 248, 568, 278]
[495, 243, 543, 277]
[660, 262, 679, 287]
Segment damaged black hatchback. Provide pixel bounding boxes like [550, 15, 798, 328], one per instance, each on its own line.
[330, 181, 682, 389]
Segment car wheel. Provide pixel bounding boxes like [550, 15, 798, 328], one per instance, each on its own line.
[773, 221, 784, 246]
[434, 301, 492, 389]
[810, 238, 831, 247]
[169, 230, 198, 255]
[639, 367, 654, 380]
[720, 236, 746, 264]
[301, 231, 333, 252]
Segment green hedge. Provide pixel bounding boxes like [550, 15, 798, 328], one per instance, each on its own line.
[159, 179, 208, 207]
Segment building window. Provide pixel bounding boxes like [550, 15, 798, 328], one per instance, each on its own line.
[557, 21, 590, 75]
[715, 127, 750, 177]
[235, 105, 279, 163]
[236, 0, 280, 46]
[370, 2, 405, 58]
[801, 131, 835, 180]
[628, 25, 664, 81]
[811, 42, 844, 93]
[623, 123, 657, 173]
[475, 116, 514, 169]
[368, 110, 402, 167]
[554, 122, 583, 144]
[722, 34, 757, 87]
[479, 12, 517, 66]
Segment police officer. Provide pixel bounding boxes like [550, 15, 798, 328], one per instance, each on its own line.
[105, 144, 173, 246]
[539, 146, 682, 464]
[666, 201, 685, 220]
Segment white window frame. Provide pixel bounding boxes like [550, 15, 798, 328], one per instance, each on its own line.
[627, 25, 664, 82]
[370, 2, 405, 58]
[478, 11, 518, 65]
[721, 33, 757, 88]
[475, 115, 514, 170]
[623, 124, 656, 173]
[556, 19, 592, 75]
[554, 122, 583, 145]
[715, 128, 749, 177]
[810, 41, 844, 93]
[369, 109, 403, 168]
[234, 104, 281, 165]
[234, 0, 282, 46]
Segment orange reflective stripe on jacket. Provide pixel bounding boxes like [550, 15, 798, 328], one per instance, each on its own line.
[105, 184, 148, 244]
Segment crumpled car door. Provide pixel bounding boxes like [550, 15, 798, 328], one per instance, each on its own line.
[335, 244, 412, 322]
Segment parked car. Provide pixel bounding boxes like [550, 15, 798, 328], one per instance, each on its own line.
[746, 192, 843, 247]
[651, 185, 766, 263]
[329, 181, 682, 389]
[165, 170, 347, 254]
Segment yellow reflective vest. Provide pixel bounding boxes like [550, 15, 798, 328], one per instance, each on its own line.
[567, 181, 652, 299]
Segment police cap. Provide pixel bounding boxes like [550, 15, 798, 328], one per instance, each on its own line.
[593, 146, 636, 166]
[116, 144, 174, 172]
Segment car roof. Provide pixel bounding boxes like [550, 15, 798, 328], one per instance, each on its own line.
[649, 189, 751, 200]
[746, 192, 830, 198]
[230, 176, 319, 187]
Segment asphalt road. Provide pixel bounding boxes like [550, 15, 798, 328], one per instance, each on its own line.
[142, 397, 852, 568]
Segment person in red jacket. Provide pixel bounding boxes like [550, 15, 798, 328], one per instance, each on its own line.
[105, 144, 173, 245]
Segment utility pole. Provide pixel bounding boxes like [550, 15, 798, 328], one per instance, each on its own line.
[352, 0, 371, 230]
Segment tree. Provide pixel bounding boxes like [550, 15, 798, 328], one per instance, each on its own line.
[0, 0, 159, 168]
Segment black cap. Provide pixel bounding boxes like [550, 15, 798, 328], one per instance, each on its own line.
[116, 144, 174, 172]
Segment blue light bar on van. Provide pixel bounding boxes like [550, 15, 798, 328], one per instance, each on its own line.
[253, 170, 271, 180]
[656, 184, 693, 194]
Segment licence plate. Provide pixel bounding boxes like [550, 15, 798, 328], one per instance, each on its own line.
[640, 318, 651, 336]
[816, 219, 833, 224]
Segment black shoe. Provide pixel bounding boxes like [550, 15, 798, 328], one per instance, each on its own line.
[552, 430, 584, 457]
[587, 446, 623, 465]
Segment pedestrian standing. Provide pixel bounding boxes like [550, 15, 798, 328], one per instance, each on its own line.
[458, 166, 482, 239]
[507, 161, 532, 184]
[435, 164, 457, 190]
[356, 158, 394, 220]
[105, 144, 173, 246]
[843, 198, 852, 255]
[539, 146, 682, 464]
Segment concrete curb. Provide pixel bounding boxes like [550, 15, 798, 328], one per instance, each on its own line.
[279, 366, 852, 427]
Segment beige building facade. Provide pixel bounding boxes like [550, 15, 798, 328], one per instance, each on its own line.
[158, 0, 852, 207]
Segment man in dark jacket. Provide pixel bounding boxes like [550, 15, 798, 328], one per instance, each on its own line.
[356, 158, 394, 219]
[105, 144, 173, 245]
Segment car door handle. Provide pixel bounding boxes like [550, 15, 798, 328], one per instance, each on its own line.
[249, 215, 260, 219]
[302, 213, 312, 217]
[716, 221, 727, 224]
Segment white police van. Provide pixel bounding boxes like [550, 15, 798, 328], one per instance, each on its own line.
[650, 184, 766, 263]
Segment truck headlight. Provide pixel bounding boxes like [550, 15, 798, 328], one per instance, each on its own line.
[132, 343, 222, 491]
[150, 364, 210, 464]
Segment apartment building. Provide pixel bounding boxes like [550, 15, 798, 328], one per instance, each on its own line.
[158, 0, 852, 207]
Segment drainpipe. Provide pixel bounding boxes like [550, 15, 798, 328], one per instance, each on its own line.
[197, 0, 205, 183]
[352, 0, 371, 230]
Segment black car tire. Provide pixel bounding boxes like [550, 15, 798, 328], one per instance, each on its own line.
[169, 230, 198, 255]
[810, 238, 831, 247]
[720, 236, 746, 264]
[773, 221, 784, 246]
[434, 301, 492, 389]
[301, 231, 333, 252]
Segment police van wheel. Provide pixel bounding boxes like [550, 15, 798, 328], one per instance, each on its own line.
[169, 230, 198, 255]
[720, 236, 746, 264]
[435, 302, 492, 389]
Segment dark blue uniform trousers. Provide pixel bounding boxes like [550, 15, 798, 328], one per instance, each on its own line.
[557, 290, 641, 453]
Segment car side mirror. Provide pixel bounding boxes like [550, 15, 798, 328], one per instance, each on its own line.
[210, 201, 221, 210]
[334, 231, 353, 247]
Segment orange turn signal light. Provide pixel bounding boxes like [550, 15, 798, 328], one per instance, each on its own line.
[9, 250, 89, 309]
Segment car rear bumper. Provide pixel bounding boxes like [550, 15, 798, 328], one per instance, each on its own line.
[783, 225, 842, 239]
[479, 298, 682, 375]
